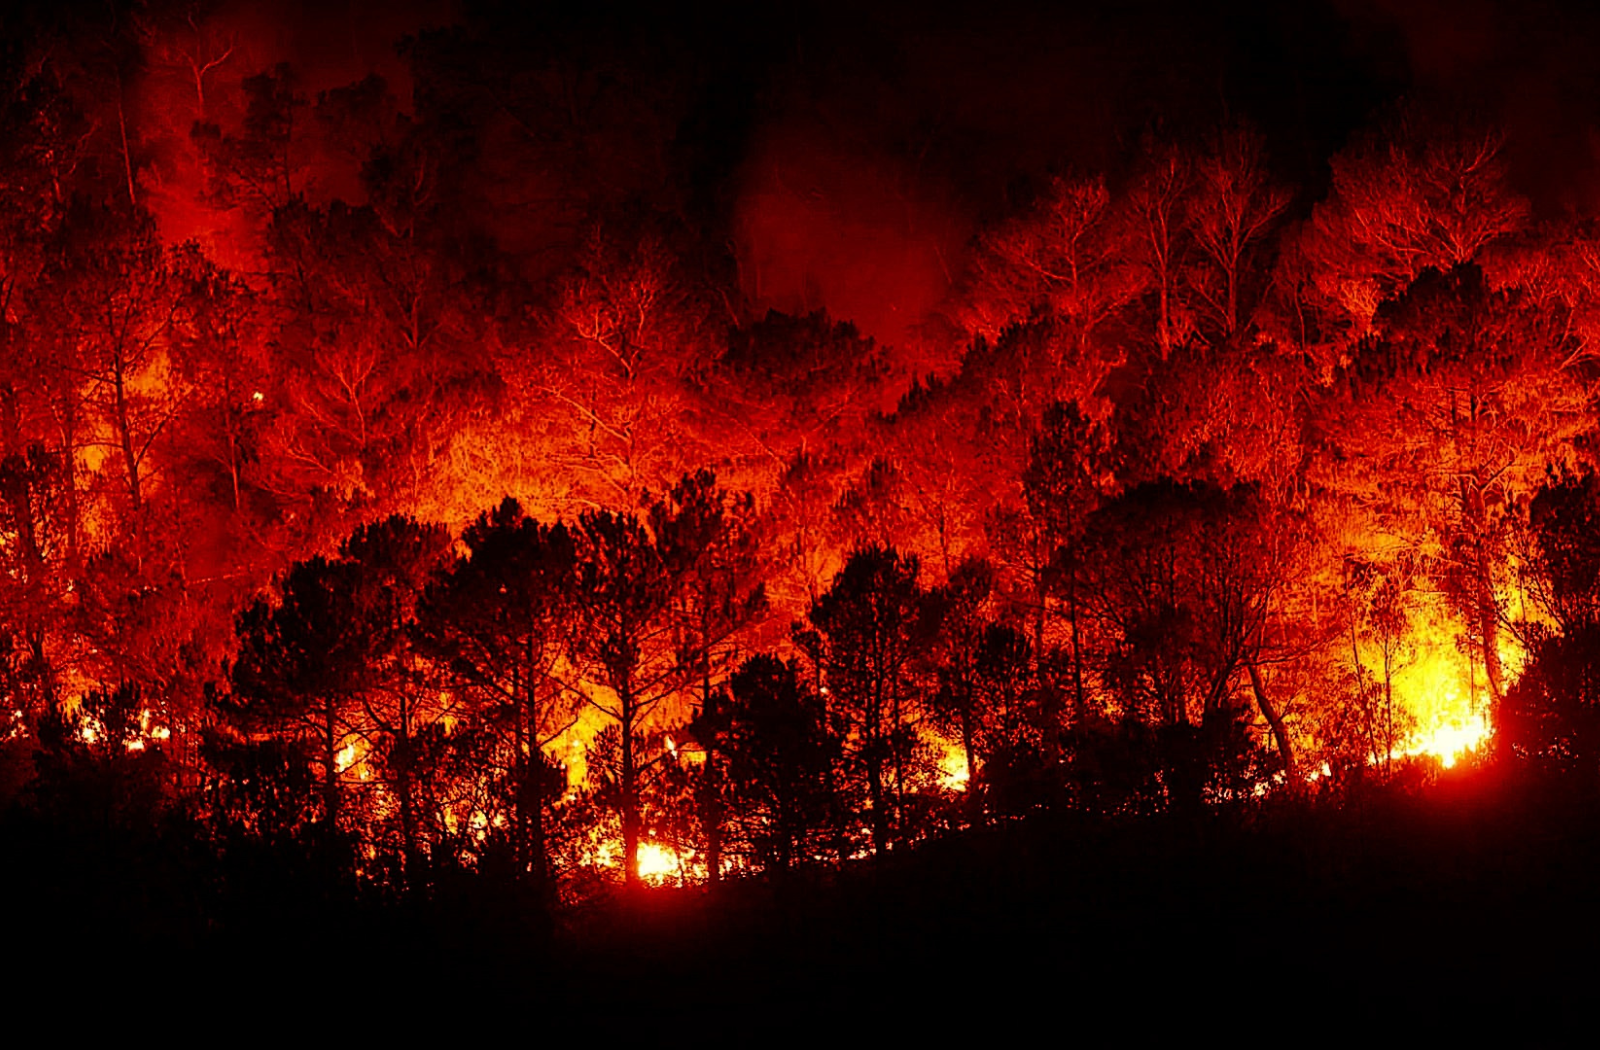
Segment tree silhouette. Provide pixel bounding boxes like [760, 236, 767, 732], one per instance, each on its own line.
[1024, 400, 1109, 721]
[651, 469, 767, 884]
[570, 506, 675, 886]
[417, 497, 578, 893]
[230, 516, 448, 848]
[1084, 481, 1295, 808]
[1504, 471, 1600, 779]
[926, 557, 999, 797]
[799, 544, 927, 855]
[719, 655, 842, 874]
[336, 515, 452, 887]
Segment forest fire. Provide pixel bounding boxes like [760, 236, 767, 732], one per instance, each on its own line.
[1410, 714, 1492, 769]
[938, 743, 972, 790]
[634, 842, 685, 886]
[8, 5, 1600, 1014]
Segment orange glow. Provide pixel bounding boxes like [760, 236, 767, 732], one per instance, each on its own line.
[635, 842, 682, 885]
[937, 742, 971, 790]
[577, 835, 693, 885]
[6, 18, 1591, 908]
[1342, 599, 1516, 772]
[335, 741, 371, 779]
[1404, 713, 1492, 769]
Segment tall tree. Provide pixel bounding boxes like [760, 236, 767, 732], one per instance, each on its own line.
[418, 498, 578, 893]
[798, 544, 927, 855]
[337, 515, 453, 887]
[230, 552, 367, 830]
[1188, 123, 1290, 340]
[50, 205, 199, 541]
[229, 515, 449, 854]
[1084, 481, 1299, 804]
[719, 655, 842, 874]
[926, 557, 994, 792]
[957, 172, 1141, 345]
[651, 469, 767, 885]
[1322, 264, 1589, 704]
[570, 506, 675, 887]
[1127, 137, 1194, 359]
[1023, 400, 1110, 721]
[1300, 110, 1528, 340]
[1504, 471, 1600, 778]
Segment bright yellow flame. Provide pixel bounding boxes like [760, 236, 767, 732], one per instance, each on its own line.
[938, 742, 971, 790]
[1358, 596, 1513, 773]
[635, 842, 680, 885]
[1397, 711, 1492, 769]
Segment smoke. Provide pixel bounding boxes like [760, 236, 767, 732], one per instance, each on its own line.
[118, 0, 1600, 328]
[129, 0, 456, 262]
[1336, 0, 1600, 213]
[724, 0, 1398, 351]
[731, 120, 968, 354]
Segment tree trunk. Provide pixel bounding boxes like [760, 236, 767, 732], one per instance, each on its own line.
[323, 702, 340, 824]
[1247, 659, 1299, 789]
[960, 705, 977, 788]
[960, 704, 981, 826]
[866, 735, 887, 856]
[396, 694, 420, 895]
[702, 719, 723, 886]
[1068, 566, 1086, 725]
[58, 396, 80, 567]
[1479, 579, 1505, 702]
[700, 636, 723, 886]
[621, 677, 640, 888]
[112, 365, 142, 518]
[1382, 645, 1396, 775]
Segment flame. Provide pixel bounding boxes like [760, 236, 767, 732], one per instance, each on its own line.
[1313, 596, 1512, 780]
[581, 837, 686, 884]
[938, 742, 971, 790]
[635, 842, 681, 885]
[1393, 670, 1491, 769]
[1403, 713, 1492, 769]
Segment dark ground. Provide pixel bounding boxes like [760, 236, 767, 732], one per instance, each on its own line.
[5, 761, 1596, 1031]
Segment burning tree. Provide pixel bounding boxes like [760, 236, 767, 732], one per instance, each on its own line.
[568, 471, 764, 885]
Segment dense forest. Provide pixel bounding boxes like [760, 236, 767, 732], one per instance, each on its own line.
[7, 1, 1600, 1010]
